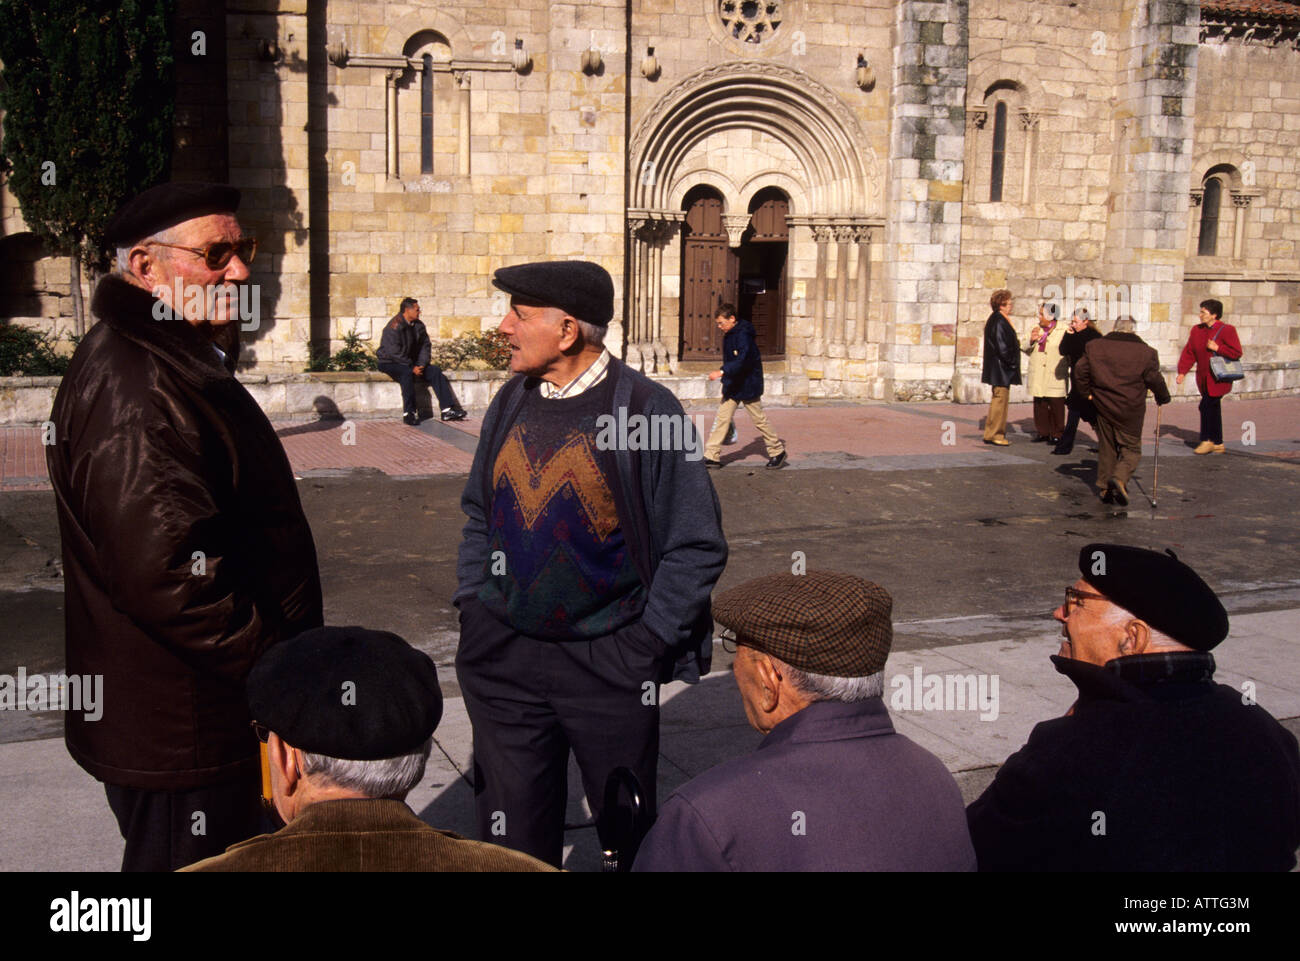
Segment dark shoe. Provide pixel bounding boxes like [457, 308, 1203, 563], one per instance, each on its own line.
[441, 408, 468, 422]
[402, 412, 419, 427]
[766, 451, 788, 470]
[724, 424, 738, 445]
[1051, 445, 1073, 455]
[704, 458, 722, 470]
[1099, 487, 1114, 504]
[1109, 480, 1128, 506]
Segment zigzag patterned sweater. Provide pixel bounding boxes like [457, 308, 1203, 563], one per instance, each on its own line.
[478, 378, 645, 639]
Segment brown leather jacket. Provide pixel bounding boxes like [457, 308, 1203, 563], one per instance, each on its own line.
[178, 799, 557, 872]
[1073, 331, 1171, 435]
[46, 275, 323, 790]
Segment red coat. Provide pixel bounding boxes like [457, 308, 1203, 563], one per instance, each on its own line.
[1178, 321, 1242, 399]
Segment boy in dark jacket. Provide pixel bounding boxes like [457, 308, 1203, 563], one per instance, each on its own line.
[377, 297, 466, 423]
[702, 304, 787, 469]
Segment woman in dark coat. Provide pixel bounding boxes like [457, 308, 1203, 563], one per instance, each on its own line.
[1052, 309, 1102, 455]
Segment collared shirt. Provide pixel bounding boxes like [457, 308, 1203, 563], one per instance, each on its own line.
[538, 348, 611, 399]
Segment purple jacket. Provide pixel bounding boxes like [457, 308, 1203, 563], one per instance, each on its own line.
[632, 698, 976, 871]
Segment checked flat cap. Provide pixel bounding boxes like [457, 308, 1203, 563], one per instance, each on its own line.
[713, 571, 893, 677]
[491, 260, 614, 326]
[248, 626, 442, 760]
[104, 181, 241, 246]
[1079, 543, 1229, 651]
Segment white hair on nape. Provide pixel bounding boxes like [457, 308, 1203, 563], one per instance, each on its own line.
[299, 737, 433, 798]
[576, 318, 606, 349]
[1103, 604, 1188, 651]
[780, 661, 885, 703]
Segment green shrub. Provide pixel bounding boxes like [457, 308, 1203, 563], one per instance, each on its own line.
[430, 329, 511, 371]
[306, 329, 377, 372]
[0, 324, 72, 376]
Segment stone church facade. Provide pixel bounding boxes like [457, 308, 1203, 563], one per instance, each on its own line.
[2, 0, 1298, 402]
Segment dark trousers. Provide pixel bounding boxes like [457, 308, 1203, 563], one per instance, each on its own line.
[104, 770, 265, 872]
[1032, 397, 1065, 439]
[1199, 394, 1223, 444]
[1095, 416, 1142, 491]
[455, 597, 663, 868]
[378, 361, 460, 414]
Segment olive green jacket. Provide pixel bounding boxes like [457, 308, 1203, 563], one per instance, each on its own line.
[179, 799, 556, 872]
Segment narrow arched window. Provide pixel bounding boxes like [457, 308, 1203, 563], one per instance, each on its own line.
[420, 54, 434, 175]
[990, 101, 1007, 202]
[1198, 177, 1221, 256]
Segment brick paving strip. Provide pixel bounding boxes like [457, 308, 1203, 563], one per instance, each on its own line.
[3, 395, 1296, 489]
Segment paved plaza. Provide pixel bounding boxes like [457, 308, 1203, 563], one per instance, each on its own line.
[2, 394, 1297, 871]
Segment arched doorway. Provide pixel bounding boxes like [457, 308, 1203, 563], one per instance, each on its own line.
[680, 186, 736, 359]
[738, 187, 788, 357]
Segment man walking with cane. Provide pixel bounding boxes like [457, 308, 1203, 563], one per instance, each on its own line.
[1073, 316, 1171, 507]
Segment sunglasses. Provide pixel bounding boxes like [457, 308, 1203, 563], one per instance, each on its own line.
[1063, 586, 1107, 616]
[145, 237, 257, 270]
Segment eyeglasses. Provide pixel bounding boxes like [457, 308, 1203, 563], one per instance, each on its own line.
[717, 628, 738, 654]
[250, 720, 270, 743]
[1063, 586, 1108, 616]
[145, 237, 257, 269]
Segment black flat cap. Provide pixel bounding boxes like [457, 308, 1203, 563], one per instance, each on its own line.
[713, 571, 893, 677]
[248, 627, 442, 760]
[104, 181, 241, 246]
[1079, 544, 1229, 651]
[491, 260, 614, 326]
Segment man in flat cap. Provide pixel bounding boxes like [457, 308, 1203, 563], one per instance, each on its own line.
[633, 570, 975, 871]
[1072, 315, 1170, 506]
[455, 259, 727, 866]
[46, 182, 323, 870]
[967, 544, 1300, 870]
[377, 296, 467, 424]
[180, 627, 552, 871]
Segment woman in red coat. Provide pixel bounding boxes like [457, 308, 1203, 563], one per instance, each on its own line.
[1177, 299, 1243, 454]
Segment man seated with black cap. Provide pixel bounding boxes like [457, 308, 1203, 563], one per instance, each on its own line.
[967, 544, 1300, 871]
[632, 571, 975, 872]
[180, 627, 553, 871]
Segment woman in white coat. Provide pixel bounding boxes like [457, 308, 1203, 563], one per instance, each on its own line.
[1023, 303, 1069, 442]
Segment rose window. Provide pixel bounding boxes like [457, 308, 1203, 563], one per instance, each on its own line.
[719, 1, 783, 44]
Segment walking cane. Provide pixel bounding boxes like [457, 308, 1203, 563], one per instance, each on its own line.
[1151, 405, 1161, 510]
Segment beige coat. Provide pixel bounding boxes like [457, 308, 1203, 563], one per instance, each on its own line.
[1023, 322, 1068, 398]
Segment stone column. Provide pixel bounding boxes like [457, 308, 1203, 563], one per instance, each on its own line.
[883, 0, 969, 402]
[454, 70, 471, 177]
[1101, 0, 1201, 360]
[1019, 110, 1039, 204]
[810, 223, 832, 358]
[650, 219, 674, 372]
[851, 225, 873, 353]
[1230, 190, 1259, 261]
[626, 215, 648, 369]
[830, 223, 853, 355]
[385, 69, 400, 180]
[1187, 189, 1203, 258]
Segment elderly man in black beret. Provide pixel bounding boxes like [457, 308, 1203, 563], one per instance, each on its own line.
[180, 628, 552, 871]
[45, 182, 323, 870]
[455, 260, 727, 866]
[967, 544, 1300, 870]
[633, 571, 975, 871]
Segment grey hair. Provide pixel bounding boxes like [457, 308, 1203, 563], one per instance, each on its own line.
[1113, 314, 1137, 333]
[115, 225, 183, 276]
[781, 661, 885, 703]
[299, 737, 433, 798]
[576, 318, 606, 349]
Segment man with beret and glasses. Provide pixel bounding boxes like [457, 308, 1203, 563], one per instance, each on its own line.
[967, 544, 1300, 871]
[633, 570, 975, 872]
[455, 260, 727, 867]
[46, 182, 323, 871]
[181, 627, 551, 872]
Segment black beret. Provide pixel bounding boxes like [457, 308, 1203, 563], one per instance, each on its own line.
[713, 571, 893, 677]
[491, 260, 614, 327]
[1078, 543, 1229, 651]
[248, 627, 442, 760]
[104, 181, 241, 246]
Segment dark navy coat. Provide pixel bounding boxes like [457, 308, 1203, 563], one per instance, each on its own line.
[632, 698, 977, 871]
[720, 317, 764, 403]
[967, 652, 1300, 871]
